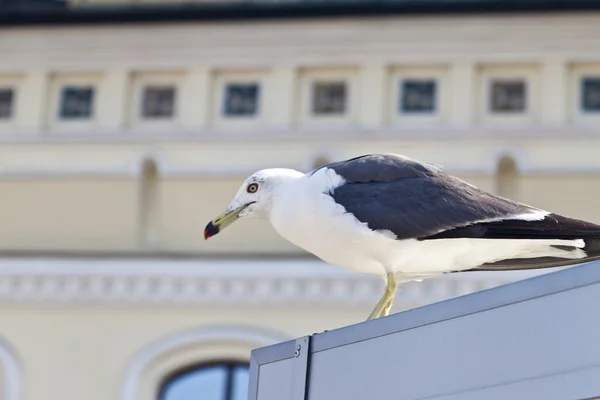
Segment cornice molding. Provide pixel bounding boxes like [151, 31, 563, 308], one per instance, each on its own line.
[0, 257, 561, 307]
[2, 125, 600, 145]
[2, 127, 600, 178]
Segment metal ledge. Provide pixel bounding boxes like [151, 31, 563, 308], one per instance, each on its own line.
[249, 260, 600, 400]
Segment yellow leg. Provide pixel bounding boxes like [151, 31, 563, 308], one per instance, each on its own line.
[380, 294, 395, 318]
[366, 273, 397, 321]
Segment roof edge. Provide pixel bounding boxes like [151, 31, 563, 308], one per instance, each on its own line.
[2, 0, 600, 27]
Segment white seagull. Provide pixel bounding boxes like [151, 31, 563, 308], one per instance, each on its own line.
[204, 153, 600, 321]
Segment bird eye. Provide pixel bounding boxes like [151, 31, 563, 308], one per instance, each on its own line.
[247, 183, 259, 193]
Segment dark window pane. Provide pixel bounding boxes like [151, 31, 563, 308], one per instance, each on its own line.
[312, 81, 346, 115]
[223, 83, 259, 116]
[582, 77, 600, 112]
[161, 364, 227, 400]
[0, 88, 14, 119]
[400, 80, 436, 113]
[489, 79, 526, 113]
[142, 86, 176, 118]
[231, 365, 250, 400]
[59, 86, 94, 119]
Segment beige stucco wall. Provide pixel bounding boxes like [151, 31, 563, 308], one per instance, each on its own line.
[520, 174, 600, 221]
[1, 139, 600, 253]
[0, 178, 139, 251]
[0, 304, 370, 400]
[1, 150, 600, 254]
[1, 9, 600, 400]
[1, 12, 600, 256]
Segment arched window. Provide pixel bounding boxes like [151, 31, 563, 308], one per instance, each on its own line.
[121, 326, 288, 400]
[158, 361, 249, 400]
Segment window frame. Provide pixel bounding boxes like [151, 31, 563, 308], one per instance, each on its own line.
[310, 80, 348, 117]
[298, 67, 359, 126]
[569, 64, 600, 125]
[0, 75, 21, 132]
[222, 82, 261, 118]
[0, 87, 16, 121]
[477, 64, 540, 125]
[48, 73, 102, 132]
[212, 70, 266, 130]
[488, 78, 527, 114]
[580, 77, 600, 113]
[58, 85, 95, 120]
[388, 66, 449, 125]
[130, 71, 183, 131]
[157, 360, 250, 400]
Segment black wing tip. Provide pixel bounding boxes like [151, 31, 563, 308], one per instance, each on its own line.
[420, 212, 600, 241]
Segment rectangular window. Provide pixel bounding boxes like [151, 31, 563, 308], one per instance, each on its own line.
[581, 77, 600, 112]
[489, 79, 526, 113]
[142, 85, 176, 119]
[400, 80, 436, 113]
[59, 86, 94, 119]
[223, 83, 260, 117]
[0, 88, 14, 119]
[312, 81, 346, 115]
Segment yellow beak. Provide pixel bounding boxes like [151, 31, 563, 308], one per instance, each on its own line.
[204, 202, 253, 240]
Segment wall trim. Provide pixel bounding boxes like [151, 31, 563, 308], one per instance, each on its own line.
[121, 325, 290, 400]
[1, 129, 600, 178]
[0, 257, 558, 307]
[2, 162, 600, 179]
[1, 126, 600, 145]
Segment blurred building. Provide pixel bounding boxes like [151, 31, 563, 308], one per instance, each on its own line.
[1, 0, 600, 399]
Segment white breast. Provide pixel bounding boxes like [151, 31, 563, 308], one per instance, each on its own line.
[269, 169, 398, 277]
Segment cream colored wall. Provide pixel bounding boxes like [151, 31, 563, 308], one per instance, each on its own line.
[2, 12, 600, 236]
[1, 138, 600, 253]
[2, 12, 600, 400]
[2, 13, 600, 133]
[0, 178, 139, 252]
[520, 174, 600, 221]
[0, 305, 366, 400]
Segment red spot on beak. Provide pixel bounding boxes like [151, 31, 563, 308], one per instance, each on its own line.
[204, 221, 219, 240]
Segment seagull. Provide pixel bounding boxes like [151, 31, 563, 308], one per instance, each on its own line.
[204, 153, 600, 321]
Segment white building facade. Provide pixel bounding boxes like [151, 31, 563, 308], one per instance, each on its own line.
[1, 1, 600, 399]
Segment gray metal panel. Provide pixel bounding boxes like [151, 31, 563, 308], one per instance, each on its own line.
[250, 260, 600, 400]
[248, 336, 312, 400]
[428, 365, 600, 400]
[290, 336, 311, 400]
[307, 282, 600, 399]
[256, 358, 294, 400]
[248, 339, 296, 400]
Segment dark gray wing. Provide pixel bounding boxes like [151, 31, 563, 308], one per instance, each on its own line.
[312, 153, 443, 182]
[319, 154, 541, 240]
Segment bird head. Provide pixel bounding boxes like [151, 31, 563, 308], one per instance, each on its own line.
[204, 168, 304, 240]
